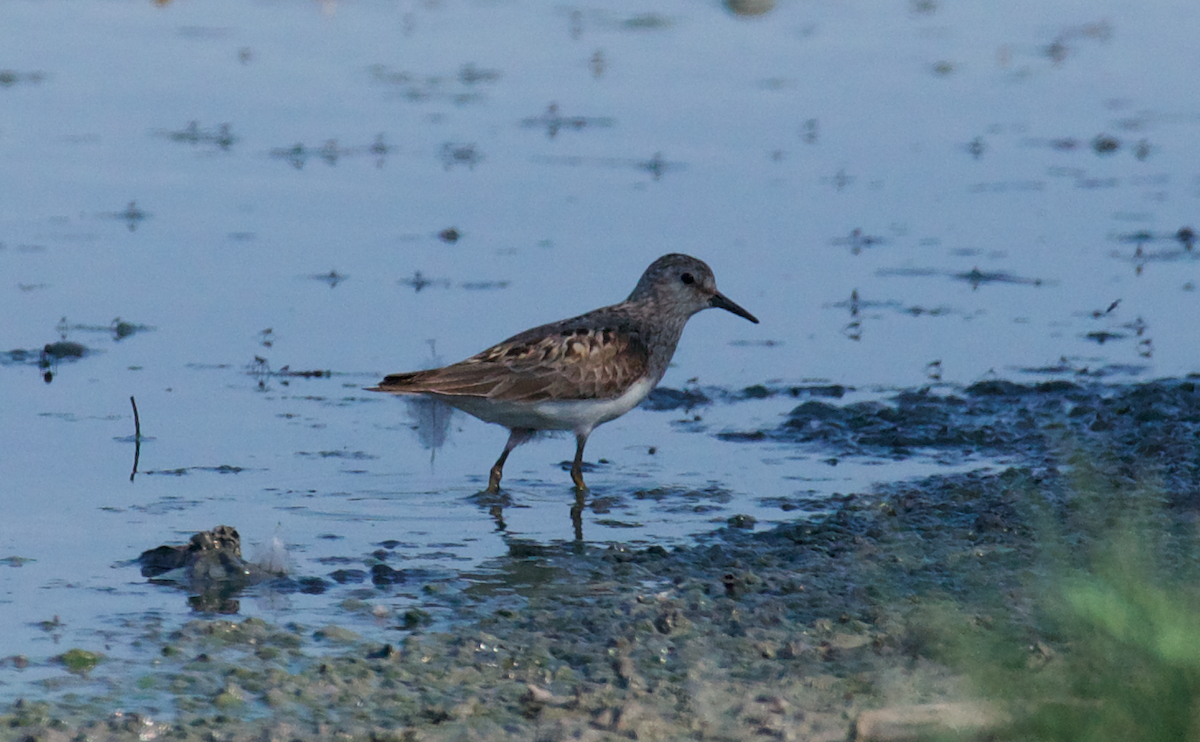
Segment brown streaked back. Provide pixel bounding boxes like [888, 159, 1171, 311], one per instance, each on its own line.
[370, 317, 651, 403]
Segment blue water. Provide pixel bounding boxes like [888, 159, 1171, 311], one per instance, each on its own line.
[1, 0, 1198, 703]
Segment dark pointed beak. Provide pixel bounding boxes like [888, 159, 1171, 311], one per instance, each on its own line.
[709, 291, 759, 324]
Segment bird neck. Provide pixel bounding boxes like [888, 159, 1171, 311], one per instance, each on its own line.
[633, 300, 692, 381]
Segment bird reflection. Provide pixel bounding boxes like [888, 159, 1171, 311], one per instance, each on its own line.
[406, 395, 452, 463]
[406, 341, 454, 465]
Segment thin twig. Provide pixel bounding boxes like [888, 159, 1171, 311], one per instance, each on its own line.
[130, 396, 141, 482]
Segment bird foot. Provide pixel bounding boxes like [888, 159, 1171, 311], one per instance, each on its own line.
[487, 466, 503, 493]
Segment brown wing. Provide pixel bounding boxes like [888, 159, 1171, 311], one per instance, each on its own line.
[370, 320, 650, 402]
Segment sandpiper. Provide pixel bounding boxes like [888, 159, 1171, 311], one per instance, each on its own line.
[369, 253, 759, 492]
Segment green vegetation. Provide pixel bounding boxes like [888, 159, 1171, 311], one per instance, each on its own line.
[931, 466, 1200, 741]
[55, 648, 101, 675]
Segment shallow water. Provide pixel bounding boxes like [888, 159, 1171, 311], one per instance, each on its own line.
[2, 0, 1198, 705]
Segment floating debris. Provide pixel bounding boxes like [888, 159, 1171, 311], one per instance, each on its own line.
[821, 168, 855, 191]
[309, 270, 347, 288]
[317, 139, 342, 165]
[826, 288, 945, 331]
[1114, 227, 1200, 250]
[366, 133, 391, 167]
[457, 62, 501, 85]
[271, 135, 391, 169]
[1015, 355, 1148, 378]
[295, 450, 377, 460]
[0, 69, 46, 87]
[275, 367, 332, 379]
[965, 180, 1044, 193]
[1023, 131, 1139, 158]
[100, 201, 150, 231]
[521, 103, 615, 139]
[1, 337, 94, 385]
[1087, 299, 1120, 319]
[460, 280, 510, 291]
[531, 151, 684, 180]
[440, 142, 482, 170]
[638, 152, 679, 180]
[369, 63, 498, 104]
[954, 267, 1046, 289]
[621, 12, 672, 29]
[877, 266, 1049, 290]
[244, 355, 331, 389]
[832, 228, 885, 255]
[270, 142, 307, 169]
[156, 121, 237, 150]
[801, 118, 819, 144]
[724, 0, 775, 16]
[42, 341, 86, 359]
[1083, 330, 1125, 345]
[1091, 133, 1120, 154]
[1122, 316, 1148, 336]
[56, 316, 154, 341]
[143, 464, 248, 476]
[398, 271, 451, 293]
[1110, 229, 1200, 275]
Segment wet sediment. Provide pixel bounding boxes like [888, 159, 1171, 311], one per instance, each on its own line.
[4, 378, 1200, 741]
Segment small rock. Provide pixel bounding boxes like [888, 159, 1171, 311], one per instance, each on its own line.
[330, 568, 368, 584]
[371, 563, 406, 585]
[727, 514, 757, 529]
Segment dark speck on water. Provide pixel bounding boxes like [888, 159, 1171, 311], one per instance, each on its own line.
[42, 341, 86, 358]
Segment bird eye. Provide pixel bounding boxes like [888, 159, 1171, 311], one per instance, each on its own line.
[680, 272, 695, 285]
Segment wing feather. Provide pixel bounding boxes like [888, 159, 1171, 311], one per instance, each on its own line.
[370, 316, 650, 402]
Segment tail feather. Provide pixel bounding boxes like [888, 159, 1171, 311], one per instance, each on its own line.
[368, 370, 434, 393]
[369, 367, 501, 397]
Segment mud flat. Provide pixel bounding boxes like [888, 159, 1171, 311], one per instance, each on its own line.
[5, 378, 1200, 741]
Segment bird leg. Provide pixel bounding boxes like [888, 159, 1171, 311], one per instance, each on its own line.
[487, 428, 533, 493]
[571, 431, 590, 491]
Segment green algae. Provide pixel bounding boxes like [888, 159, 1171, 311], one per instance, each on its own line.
[55, 649, 101, 675]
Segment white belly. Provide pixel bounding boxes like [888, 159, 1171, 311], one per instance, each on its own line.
[442, 377, 656, 434]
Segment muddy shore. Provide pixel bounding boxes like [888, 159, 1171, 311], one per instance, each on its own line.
[5, 378, 1200, 741]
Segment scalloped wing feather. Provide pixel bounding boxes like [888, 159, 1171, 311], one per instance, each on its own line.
[371, 325, 650, 402]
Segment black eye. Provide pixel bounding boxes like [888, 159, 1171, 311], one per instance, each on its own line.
[680, 272, 695, 285]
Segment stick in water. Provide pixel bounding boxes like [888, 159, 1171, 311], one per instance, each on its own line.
[130, 396, 142, 481]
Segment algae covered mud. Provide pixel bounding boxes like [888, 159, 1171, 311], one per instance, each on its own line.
[5, 377, 1200, 741]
